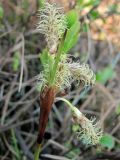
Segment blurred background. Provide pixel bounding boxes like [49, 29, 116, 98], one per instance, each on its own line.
[0, 0, 120, 160]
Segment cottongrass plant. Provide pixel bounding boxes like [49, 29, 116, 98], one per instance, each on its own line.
[34, 2, 102, 160]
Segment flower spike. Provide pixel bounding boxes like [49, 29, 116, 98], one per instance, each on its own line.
[37, 3, 67, 53]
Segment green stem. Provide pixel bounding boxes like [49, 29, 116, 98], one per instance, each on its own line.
[34, 143, 42, 160]
[56, 97, 74, 110]
[56, 97, 82, 117]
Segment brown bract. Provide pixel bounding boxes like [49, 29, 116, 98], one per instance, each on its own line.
[37, 87, 56, 144]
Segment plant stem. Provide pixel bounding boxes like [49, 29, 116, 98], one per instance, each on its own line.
[34, 143, 42, 160]
[56, 97, 82, 117]
[56, 97, 74, 110]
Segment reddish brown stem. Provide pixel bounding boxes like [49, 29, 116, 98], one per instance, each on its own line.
[37, 87, 56, 144]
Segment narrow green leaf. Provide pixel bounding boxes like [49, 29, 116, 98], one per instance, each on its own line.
[12, 52, 20, 71]
[0, 5, 4, 19]
[66, 9, 79, 28]
[62, 21, 80, 53]
[100, 134, 115, 149]
[96, 66, 114, 84]
[11, 129, 21, 159]
[82, 23, 88, 32]
[115, 104, 120, 115]
[40, 50, 54, 70]
[77, 0, 84, 5]
[38, 0, 45, 8]
[77, 0, 100, 8]
[84, 0, 100, 7]
[40, 50, 49, 66]
[40, 50, 54, 84]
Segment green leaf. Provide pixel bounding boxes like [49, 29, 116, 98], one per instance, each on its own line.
[40, 50, 54, 84]
[12, 52, 20, 71]
[115, 104, 120, 115]
[77, 0, 100, 8]
[62, 21, 80, 53]
[96, 66, 114, 84]
[38, 0, 45, 8]
[100, 134, 115, 149]
[11, 129, 21, 159]
[77, 0, 84, 5]
[22, 0, 29, 10]
[66, 9, 79, 28]
[84, 0, 100, 7]
[72, 124, 80, 132]
[40, 50, 54, 68]
[82, 23, 88, 32]
[40, 50, 49, 66]
[0, 5, 4, 19]
[90, 10, 100, 20]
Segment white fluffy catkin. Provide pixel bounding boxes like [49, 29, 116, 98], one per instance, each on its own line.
[37, 3, 67, 53]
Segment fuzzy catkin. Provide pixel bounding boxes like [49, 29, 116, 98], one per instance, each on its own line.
[68, 63, 96, 86]
[72, 107, 102, 145]
[37, 3, 67, 53]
